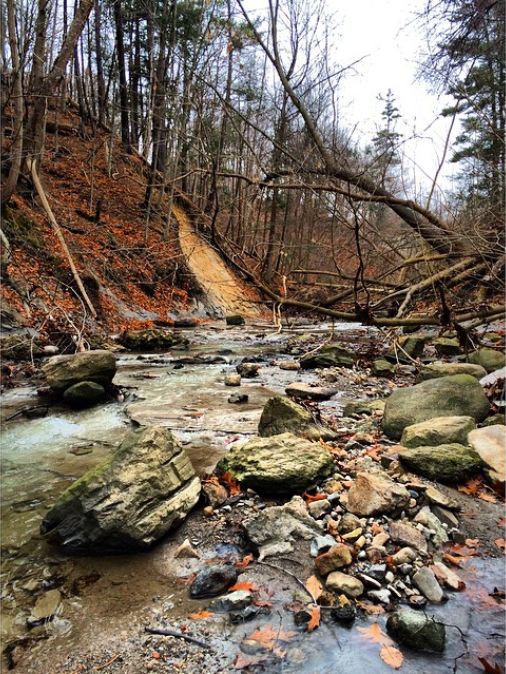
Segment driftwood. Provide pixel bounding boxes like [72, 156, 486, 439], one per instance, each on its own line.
[145, 626, 210, 649]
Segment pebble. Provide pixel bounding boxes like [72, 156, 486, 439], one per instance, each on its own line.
[308, 499, 331, 518]
[412, 567, 444, 603]
[326, 572, 364, 598]
[310, 534, 337, 557]
[368, 589, 391, 604]
[224, 373, 241, 386]
[189, 564, 238, 598]
[391, 547, 417, 565]
[174, 538, 200, 559]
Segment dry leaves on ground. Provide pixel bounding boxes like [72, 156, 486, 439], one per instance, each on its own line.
[305, 575, 323, 602]
[228, 581, 258, 593]
[188, 610, 214, 620]
[358, 623, 404, 670]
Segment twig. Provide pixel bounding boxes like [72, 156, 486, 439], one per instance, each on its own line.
[93, 654, 121, 670]
[145, 626, 211, 649]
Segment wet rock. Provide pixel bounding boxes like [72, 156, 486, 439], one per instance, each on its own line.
[401, 416, 476, 448]
[285, 383, 338, 401]
[368, 589, 391, 604]
[226, 315, 245, 326]
[230, 605, 271, 623]
[412, 567, 443, 602]
[386, 335, 426, 362]
[62, 381, 106, 409]
[118, 329, 188, 351]
[433, 337, 462, 356]
[467, 348, 506, 373]
[416, 362, 487, 382]
[243, 496, 322, 558]
[22, 406, 48, 419]
[228, 393, 249, 404]
[343, 399, 385, 417]
[398, 444, 483, 483]
[389, 522, 428, 553]
[431, 562, 464, 590]
[258, 395, 336, 441]
[40, 427, 201, 553]
[331, 604, 356, 624]
[42, 350, 117, 393]
[414, 507, 449, 546]
[372, 359, 395, 377]
[382, 374, 490, 439]
[341, 527, 363, 542]
[224, 373, 241, 386]
[189, 564, 238, 598]
[346, 472, 410, 517]
[386, 608, 445, 652]
[300, 343, 354, 369]
[27, 589, 61, 626]
[209, 590, 252, 611]
[218, 432, 333, 494]
[467, 425, 506, 484]
[325, 572, 364, 597]
[310, 534, 337, 557]
[174, 538, 200, 559]
[279, 361, 300, 371]
[315, 544, 353, 576]
[424, 485, 460, 510]
[307, 499, 331, 518]
[0, 334, 45, 361]
[236, 362, 260, 378]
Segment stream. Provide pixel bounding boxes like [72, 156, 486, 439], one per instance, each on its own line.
[0, 323, 504, 673]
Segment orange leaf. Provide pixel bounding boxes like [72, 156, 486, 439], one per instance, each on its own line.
[479, 491, 498, 503]
[494, 538, 506, 553]
[443, 553, 464, 567]
[380, 645, 404, 669]
[246, 624, 296, 651]
[307, 606, 321, 632]
[305, 575, 323, 601]
[188, 610, 214, 619]
[356, 601, 385, 615]
[235, 554, 254, 569]
[220, 471, 241, 496]
[228, 581, 258, 593]
[302, 492, 327, 504]
[358, 624, 404, 669]
[478, 657, 503, 674]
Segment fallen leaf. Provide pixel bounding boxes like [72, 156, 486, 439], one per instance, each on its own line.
[233, 652, 268, 669]
[302, 491, 327, 504]
[494, 538, 506, 553]
[228, 581, 258, 593]
[188, 610, 214, 619]
[151, 652, 161, 660]
[356, 601, 385, 615]
[235, 554, 254, 569]
[220, 471, 241, 496]
[479, 491, 498, 503]
[497, 517, 506, 528]
[358, 623, 404, 669]
[246, 624, 296, 651]
[443, 553, 464, 567]
[306, 606, 321, 632]
[305, 575, 323, 601]
[380, 646, 404, 669]
[478, 656, 503, 674]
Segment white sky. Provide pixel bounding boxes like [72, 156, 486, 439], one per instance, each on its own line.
[329, 0, 459, 197]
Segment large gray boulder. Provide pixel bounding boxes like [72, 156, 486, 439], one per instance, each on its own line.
[383, 375, 490, 439]
[398, 444, 483, 483]
[467, 348, 506, 373]
[400, 416, 476, 448]
[467, 425, 506, 485]
[258, 395, 336, 441]
[416, 362, 487, 382]
[300, 343, 354, 369]
[42, 350, 117, 393]
[40, 427, 201, 552]
[216, 432, 334, 494]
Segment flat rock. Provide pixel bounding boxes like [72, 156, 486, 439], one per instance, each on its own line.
[209, 590, 252, 612]
[40, 427, 201, 553]
[383, 374, 490, 439]
[258, 395, 336, 441]
[285, 383, 338, 401]
[398, 443, 483, 483]
[42, 350, 117, 393]
[387, 608, 445, 652]
[389, 521, 428, 553]
[401, 416, 476, 448]
[467, 425, 506, 484]
[433, 337, 462, 356]
[346, 472, 410, 516]
[325, 572, 364, 597]
[468, 348, 506, 373]
[189, 564, 238, 598]
[28, 589, 61, 625]
[417, 362, 487, 382]
[300, 344, 354, 369]
[424, 485, 460, 510]
[413, 567, 443, 602]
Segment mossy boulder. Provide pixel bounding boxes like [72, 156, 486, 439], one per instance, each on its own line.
[398, 444, 483, 483]
[433, 337, 462, 356]
[387, 609, 445, 653]
[386, 335, 426, 363]
[62, 381, 106, 409]
[42, 350, 117, 393]
[372, 359, 395, 377]
[416, 362, 487, 382]
[40, 427, 201, 553]
[300, 344, 354, 369]
[343, 399, 385, 417]
[0, 334, 45, 361]
[217, 432, 334, 494]
[400, 416, 476, 448]
[258, 395, 336, 441]
[118, 329, 189, 351]
[383, 375, 490, 440]
[467, 348, 506, 373]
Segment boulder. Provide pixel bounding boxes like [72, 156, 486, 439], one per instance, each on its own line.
[467, 425, 506, 484]
[398, 444, 483, 483]
[433, 337, 462, 356]
[42, 350, 117, 393]
[62, 381, 106, 409]
[236, 362, 260, 378]
[372, 359, 395, 377]
[0, 334, 45, 361]
[325, 572, 364, 598]
[258, 395, 336, 441]
[226, 314, 245, 326]
[217, 432, 334, 494]
[343, 399, 385, 417]
[382, 375, 490, 439]
[400, 416, 476, 448]
[300, 344, 354, 369]
[40, 427, 201, 552]
[285, 383, 338, 401]
[345, 472, 410, 517]
[467, 348, 506, 373]
[118, 329, 188, 351]
[386, 335, 426, 363]
[243, 496, 323, 558]
[386, 609, 445, 652]
[416, 362, 487, 382]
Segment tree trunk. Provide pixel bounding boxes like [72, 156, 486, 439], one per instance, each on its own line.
[113, 0, 130, 152]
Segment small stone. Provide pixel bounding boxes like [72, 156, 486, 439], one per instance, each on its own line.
[21, 579, 40, 593]
[399, 564, 413, 576]
[342, 527, 363, 542]
[357, 574, 382, 590]
[367, 564, 387, 581]
[368, 589, 391, 604]
[424, 486, 460, 511]
[315, 544, 353, 576]
[228, 393, 249, 404]
[310, 534, 337, 557]
[372, 359, 395, 377]
[279, 361, 300, 371]
[346, 472, 410, 517]
[203, 482, 228, 508]
[338, 513, 362, 533]
[326, 572, 364, 597]
[371, 532, 390, 547]
[225, 373, 241, 386]
[389, 521, 428, 553]
[387, 608, 445, 652]
[367, 547, 386, 563]
[392, 547, 417, 565]
[408, 594, 427, 608]
[174, 538, 200, 559]
[331, 604, 356, 624]
[414, 507, 449, 546]
[430, 505, 459, 529]
[226, 315, 245, 326]
[189, 564, 238, 598]
[308, 499, 331, 519]
[236, 363, 260, 378]
[412, 567, 443, 602]
[209, 590, 252, 612]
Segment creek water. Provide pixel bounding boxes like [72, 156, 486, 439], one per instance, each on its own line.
[0, 324, 504, 673]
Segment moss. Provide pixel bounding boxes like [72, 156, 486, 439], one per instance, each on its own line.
[2, 206, 43, 251]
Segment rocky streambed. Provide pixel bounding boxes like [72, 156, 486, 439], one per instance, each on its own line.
[0, 321, 505, 673]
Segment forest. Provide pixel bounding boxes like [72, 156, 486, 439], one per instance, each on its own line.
[0, 1, 505, 673]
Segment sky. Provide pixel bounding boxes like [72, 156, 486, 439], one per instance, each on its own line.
[327, 0, 459, 197]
